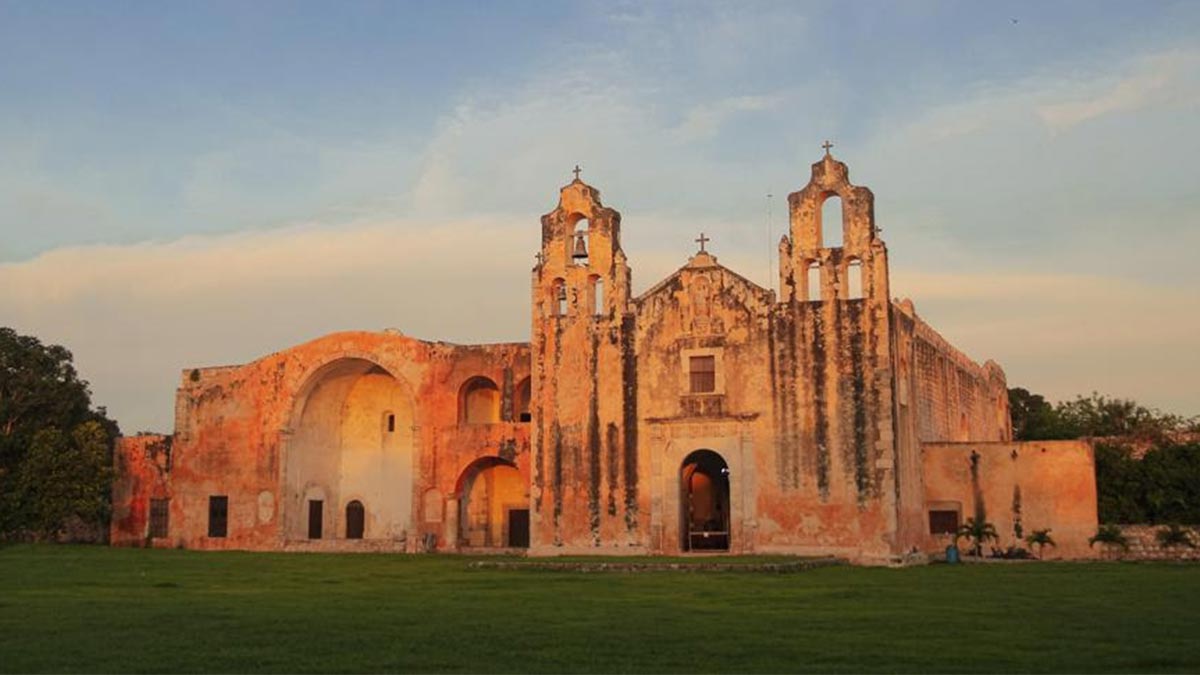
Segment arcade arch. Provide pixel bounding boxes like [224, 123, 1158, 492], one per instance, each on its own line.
[285, 358, 414, 542]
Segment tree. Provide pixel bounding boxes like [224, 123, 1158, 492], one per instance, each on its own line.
[955, 517, 999, 558]
[0, 327, 119, 540]
[15, 422, 114, 539]
[1008, 388, 1072, 441]
[1024, 528, 1056, 560]
[1008, 388, 1197, 443]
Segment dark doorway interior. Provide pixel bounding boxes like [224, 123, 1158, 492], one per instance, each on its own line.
[308, 500, 323, 539]
[345, 500, 365, 539]
[681, 450, 730, 551]
[508, 508, 530, 548]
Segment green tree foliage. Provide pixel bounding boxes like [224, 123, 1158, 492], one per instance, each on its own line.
[1008, 388, 1074, 441]
[0, 327, 119, 540]
[1094, 443, 1200, 524]
[15, 422, 114, 538]
[1009, 389, 1197, 442]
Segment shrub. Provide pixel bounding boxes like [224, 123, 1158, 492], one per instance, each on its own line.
[1155, 524, 1196, 549]
[1088, 524, 1130, 551]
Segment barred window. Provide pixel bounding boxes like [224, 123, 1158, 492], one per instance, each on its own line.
[208, 496, 228, 538]
[929, 509, 960, 535]
[689, 356, 716, 394]
[149, 498, 169, 539]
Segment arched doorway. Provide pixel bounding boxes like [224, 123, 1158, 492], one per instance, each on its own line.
[681, 449, 730, 552]
[285, 358, 415, 542]
[456, 457, 528, 548]
[345, 500, 365, 539]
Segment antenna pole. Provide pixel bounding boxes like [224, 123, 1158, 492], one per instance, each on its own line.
[766, 191, 774, 291]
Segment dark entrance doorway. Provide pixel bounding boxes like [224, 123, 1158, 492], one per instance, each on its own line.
[308, 500, 323, 539]
[345, 500, 365, 539]
[508, 508, 530, 547]
[680, 450, 730, 551]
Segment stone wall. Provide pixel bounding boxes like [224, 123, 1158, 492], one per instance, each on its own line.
[111, 434, 172, 546]
[922, 440, 1098, 558]
[1103, 525, 1200, 561]
[116, 331, 531, 552]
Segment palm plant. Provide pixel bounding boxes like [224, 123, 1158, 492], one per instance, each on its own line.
[1156, 523, 1196, 549]
[955, 517, 999, 558]
[1089, 524, 1130, 558]
[1024, 528, 1056, 559]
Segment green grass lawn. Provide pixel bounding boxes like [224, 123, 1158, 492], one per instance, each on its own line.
[1, 545, 1198, 673]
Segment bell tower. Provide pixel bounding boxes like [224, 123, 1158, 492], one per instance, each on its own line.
[529, 168, 638, 552]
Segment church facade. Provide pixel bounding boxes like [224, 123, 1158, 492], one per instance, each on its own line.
[111, 151, 1099, 562]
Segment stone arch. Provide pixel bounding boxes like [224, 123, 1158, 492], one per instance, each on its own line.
[807, 261, 822, 302]
[459, 376, 501, 424]
[846, 257, 864, 299]
[820, 192, 844, 248]
[283, 357, 415, 542]
[455, 456, 528, 548]
[345, 499, 365, 539]
[514, 377, 532, 423]
[571, 215, 590, 266]
[680, 449, 731, 552]
[551, 278, 567, 317]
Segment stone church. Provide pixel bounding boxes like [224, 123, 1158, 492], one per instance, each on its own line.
[112, 149, 1099, 562]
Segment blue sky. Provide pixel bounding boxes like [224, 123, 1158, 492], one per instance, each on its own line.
[2, 1, 1198, 431]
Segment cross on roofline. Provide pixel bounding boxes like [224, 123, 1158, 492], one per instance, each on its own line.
[822, 140, 833, 156]
[572, 164, 582, 180]
[695, 232, 710, 253]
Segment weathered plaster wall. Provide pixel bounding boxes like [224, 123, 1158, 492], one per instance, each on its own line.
[923, 441, 1097, 558]
[635, 253, 775, 555]
[110, 434, 171, 546]
[131, 331, 529, 551]
[530, 178, 640, 553]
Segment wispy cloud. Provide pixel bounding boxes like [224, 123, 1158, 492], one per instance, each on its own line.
[1034, 50, 1199, 131]
[670, 94, 783, 142]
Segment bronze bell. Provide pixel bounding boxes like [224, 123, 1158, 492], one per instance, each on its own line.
[572, 232, 589, 260]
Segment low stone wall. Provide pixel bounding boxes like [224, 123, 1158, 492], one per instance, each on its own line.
[468, 557, 845, 573]
[1098, 525, 1200, 561]
[282, 538, 409, 554]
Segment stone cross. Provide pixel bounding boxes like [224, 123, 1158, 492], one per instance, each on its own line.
[572, 164, 582, 180]
[822, 140, 833, 156]
[535, 252, 544, 265]
[695, 232, 710, 253]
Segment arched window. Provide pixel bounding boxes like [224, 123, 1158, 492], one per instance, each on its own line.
[591, 276, 604, 317]
[345, 500, 364, 539]
[460, 376, 501, 424]
[515, 377, 532, 423]
[572, 218, 589, 266]
[551, 278, 567, 317]
[847, 259, 864, 299]
[807, 262, 822, 302]
[821, 194, 843, 248]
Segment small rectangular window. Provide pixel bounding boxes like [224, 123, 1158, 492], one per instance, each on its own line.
[308, 500, 324, 539]
[149, 498, 169, 539]
[208, 496, 228, 538]
[689, 355, 716, 394]
[386, 414, 395, 432]
[929, 509, 960, 535]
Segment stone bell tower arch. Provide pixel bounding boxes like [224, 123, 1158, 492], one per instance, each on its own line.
[529, 168, 640, 552]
